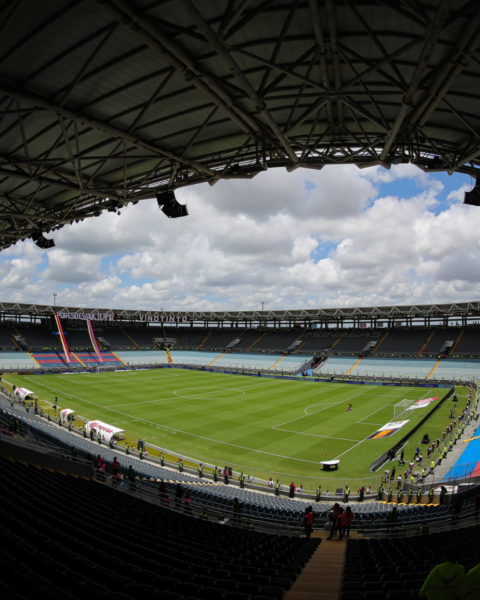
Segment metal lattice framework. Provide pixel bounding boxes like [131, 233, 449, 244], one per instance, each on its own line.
[1, 300, 480, 324]
[0, 0, 479, 249]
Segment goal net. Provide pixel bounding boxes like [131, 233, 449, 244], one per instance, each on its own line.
[393, 398, 416, 420]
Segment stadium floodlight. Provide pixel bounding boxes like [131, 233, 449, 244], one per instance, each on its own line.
[32, 231, 55, 249]
[156, 190, 189, 218]
[464, 178, 480, 206]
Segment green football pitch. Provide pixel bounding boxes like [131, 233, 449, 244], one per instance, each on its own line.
[7, 369, 455, 486]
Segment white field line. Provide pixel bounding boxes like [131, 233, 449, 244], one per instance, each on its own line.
[272, 393, 364, 429]
[273, 427, 362, 443]
[332, 388, 437, 461]
[23, 377, 322, 464]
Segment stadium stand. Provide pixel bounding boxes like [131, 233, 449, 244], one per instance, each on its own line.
[0, 326, 19, 350]
[452, 327, 480, 357]
[251, 330, 303, 353]
[117, 350, 169, 365]
[202, 329, 238, 350]
[340, 528, 478, 599]
[230, 330, 268, 352]
[174, 328, 211, 350]
[348, 358, 438, 379]
[95, 327, 135, 350]
[298, 330, 344, 354]
[16, 325, 62, 350]
[0, 453, 320, 600]
[430, 359, 480, 381]
[120, 328, 156, 349]
[314, 357, 357, 375]
[331, 330, 385, 356]
[62, 328, 93, 350]
[372, 328, 431, 357]
[0, 352, 37, 369]
[424, 327, 461, 356]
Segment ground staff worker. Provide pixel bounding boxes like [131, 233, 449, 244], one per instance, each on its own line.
[275, 480, 280, 496]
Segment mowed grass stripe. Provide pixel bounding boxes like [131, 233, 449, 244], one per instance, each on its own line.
[9, 370, 452, 481]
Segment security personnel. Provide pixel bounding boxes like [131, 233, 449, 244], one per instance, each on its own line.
[344, 485, 350, 503]
[239, 472, 245, 489]
[109, 438, 114, 450]
[377, 483, 384, 500]
[97, 431, 102, 445]
[315, 486, 321, 502]
[430, 459, 435, 472]
[443, 445, 447, 456]
[428, 486, 435, 503]
[397, 489, 402, 504]
[455, 431, 459, 444]
[410, 474, 415, 485]
[125, 442, 130, 455]
[213, 466, 218, 482]
[198, 463, 203, 478]
[90, 428, 94, 441]
[388, 487, 393, 502]
[422, 467, 427, 481]
[68, 420, 72, 432]
[139, 446, 143, 460]
[449, 440, 453, 451]
[407, 487, 413, 504]
[58, 417, 62, 427]
[160, 451, 164, 466]
[438, 451, 443, 465]
[178, 458, 184, 473]
[417, 487, 423, 504]
[275, 480, 281, 496]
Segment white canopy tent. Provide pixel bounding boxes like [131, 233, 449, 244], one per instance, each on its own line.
[85, 420, 124, 443]
[60, 409, 75, 423]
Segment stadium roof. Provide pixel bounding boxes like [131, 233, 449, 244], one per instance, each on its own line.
[2, 300, 480, 323]
[0, 0, 479, 249]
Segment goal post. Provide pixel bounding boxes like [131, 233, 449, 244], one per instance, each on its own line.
[393, 398, 415, 420]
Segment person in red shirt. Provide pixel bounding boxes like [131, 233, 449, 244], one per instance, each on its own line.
[327, 503, 343, 540]
[339, 506, 354, 539]
[303, 506, 315, 539]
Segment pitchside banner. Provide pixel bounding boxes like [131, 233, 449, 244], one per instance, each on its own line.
[409, 396, 439, 410]
[368, 420, 410, 440]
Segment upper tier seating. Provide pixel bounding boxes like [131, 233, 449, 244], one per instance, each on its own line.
[0, 326, 17, 350]
[452, 327, 480, 356]
[374, 328, 431, 356]
[96, 327, 134, 349]
[16, 326, 62, 350]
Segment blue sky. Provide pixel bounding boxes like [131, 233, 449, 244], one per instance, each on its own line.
[0, 163, 477, 311]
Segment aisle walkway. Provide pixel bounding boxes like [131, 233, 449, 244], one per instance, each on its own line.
[285, 530, 363, 600]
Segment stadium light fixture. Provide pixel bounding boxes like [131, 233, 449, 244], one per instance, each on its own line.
[155, 190, 189, 218]
[32, 231, 55, 249]
[464, 178, 480, 206]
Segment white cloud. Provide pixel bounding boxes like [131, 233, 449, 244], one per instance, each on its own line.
[0, 165, 478, 310]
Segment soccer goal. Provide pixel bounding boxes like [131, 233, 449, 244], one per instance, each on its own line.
[393, 399, 416, 420]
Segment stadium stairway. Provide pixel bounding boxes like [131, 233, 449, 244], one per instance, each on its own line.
[286, 530, 363, 600]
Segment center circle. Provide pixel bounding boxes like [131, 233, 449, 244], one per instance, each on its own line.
[174, 387, 245, 400]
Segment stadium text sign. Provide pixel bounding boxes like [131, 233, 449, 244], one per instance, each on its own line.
[57, 312, 114, 321]
[139, 315, 189, 323]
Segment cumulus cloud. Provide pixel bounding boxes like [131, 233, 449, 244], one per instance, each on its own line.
[0, 164, 478, 310]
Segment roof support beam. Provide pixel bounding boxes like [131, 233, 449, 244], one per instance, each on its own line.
[379, 0, 453, 161]
[176, 0, 300, 164]
[0, 80, 216, 178]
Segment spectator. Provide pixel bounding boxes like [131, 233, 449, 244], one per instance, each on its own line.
[303, 506, 315, 539]
[419, 546, 465, 600]
[339, 506, 354, 539]
[464, 549, 480, 598]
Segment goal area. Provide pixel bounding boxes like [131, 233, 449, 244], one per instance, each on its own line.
[393, 398, 416, 419]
